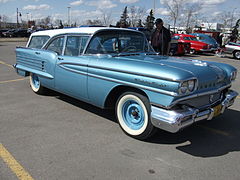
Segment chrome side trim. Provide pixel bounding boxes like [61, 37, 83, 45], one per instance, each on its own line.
[15, 64, 53, 79]
[58, 64, 88, 76]
[88, 64, 183, 83]
[87, 72, 177, 96]
[58, 62, 179, 96]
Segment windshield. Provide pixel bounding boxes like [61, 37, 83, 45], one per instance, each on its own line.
[85, 30, 154, 54]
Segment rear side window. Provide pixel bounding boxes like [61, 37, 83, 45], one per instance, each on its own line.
[64, 36, 89, 56]
[28, 36, 50, 49]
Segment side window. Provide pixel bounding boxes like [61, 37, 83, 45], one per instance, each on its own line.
[86, 37, 102, 54]
[46, 36, 64, 55]
[64, 36, 89, 56]
[173, 36, 180, 40]
[79, 36, 89, 54]
[28, 36, 50, 49]
[65, 36, 80, 56]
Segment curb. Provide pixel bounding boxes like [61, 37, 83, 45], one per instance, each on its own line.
[0, 38, 28, 42]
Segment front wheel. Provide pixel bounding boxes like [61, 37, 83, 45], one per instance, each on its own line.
[190, 49, 196, 54]
[233, 51, 240, 60]
[29, 73, 46, 94]
[116, 92, 156, 140]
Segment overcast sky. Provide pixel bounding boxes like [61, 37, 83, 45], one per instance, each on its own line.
[0, 0, 239, 25]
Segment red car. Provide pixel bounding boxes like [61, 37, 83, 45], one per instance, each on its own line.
[170, 38, 190, 56]
[173, 34, 211, 54]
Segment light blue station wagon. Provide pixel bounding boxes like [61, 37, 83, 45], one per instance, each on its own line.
[14, 27, 238, 140]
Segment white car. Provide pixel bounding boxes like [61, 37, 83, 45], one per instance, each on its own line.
[224, 42, 240, 60]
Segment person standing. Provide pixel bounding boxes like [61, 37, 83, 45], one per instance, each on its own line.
[151, 18, 171, 55]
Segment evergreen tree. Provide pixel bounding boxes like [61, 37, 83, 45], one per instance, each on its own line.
[145, 9, 155, 30]
[116, 6, 129, 28]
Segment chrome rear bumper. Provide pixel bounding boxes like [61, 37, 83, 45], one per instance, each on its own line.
[151, 90, 238, 133]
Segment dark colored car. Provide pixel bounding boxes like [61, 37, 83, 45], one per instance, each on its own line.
[2, 29, 15, 37]
[0, 29, 9, 37]
[128, 27, 152, 41]
[3, 29, 30, 37]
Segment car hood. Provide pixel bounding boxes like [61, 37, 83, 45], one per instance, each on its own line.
[106, 54, 235, 90]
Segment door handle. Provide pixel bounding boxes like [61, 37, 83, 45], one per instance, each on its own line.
[58, 57, 64, 60]
[35, 52, 40, 55]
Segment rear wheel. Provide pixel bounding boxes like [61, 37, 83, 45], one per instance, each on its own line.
[29, 73, 46, 94]
[116, 91, 156, 140]
[233, 51, 240, 60]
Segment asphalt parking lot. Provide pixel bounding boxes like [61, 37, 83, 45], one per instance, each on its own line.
[0, 41, 240, 180]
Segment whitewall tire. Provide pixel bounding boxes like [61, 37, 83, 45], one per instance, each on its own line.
[29, 73, 46, 94]
[116, 91, 156, 140]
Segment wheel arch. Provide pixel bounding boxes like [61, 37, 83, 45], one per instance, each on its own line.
[233, 50, 240, 59]
[104, 85, 149, 109]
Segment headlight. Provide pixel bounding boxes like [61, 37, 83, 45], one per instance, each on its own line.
[231, 71, 237, 81]
[179, 79, 197, 95]
[187, 80, 195, 92]
[179, 81, 188, 94]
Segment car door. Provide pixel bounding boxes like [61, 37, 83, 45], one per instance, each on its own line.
[53, 35, 90, 100]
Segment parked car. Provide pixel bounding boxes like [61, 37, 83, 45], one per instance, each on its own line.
[2, 29, 15, 37]
[14, 27, 238, 140]
[170, 36, 190, 56]
[224, 42, 240, 60]
[0, 29, 9, 37]
[173, 34, 212, 54]
[128, 27, 152, 41]
[190, 33, 219, 52]
[3, 29, 30, 37]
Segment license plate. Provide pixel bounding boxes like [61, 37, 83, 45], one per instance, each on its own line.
[213, 104, 222, 117]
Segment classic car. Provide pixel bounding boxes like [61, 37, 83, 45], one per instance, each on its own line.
[190, 33, 219, 52]
[170, 36, 190, 56]
[3, 29, 30, 37]
[173, 34, 212, 54]
[14, 27, 238, 140]
[224, 42, 240, 60]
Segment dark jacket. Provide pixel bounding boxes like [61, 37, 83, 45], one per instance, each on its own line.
[151, 26, 171, 55]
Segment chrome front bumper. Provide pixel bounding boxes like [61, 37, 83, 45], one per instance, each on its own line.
[151, 90, 238, 133]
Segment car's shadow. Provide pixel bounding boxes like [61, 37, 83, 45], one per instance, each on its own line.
[51, 92, 240, 158]
[148, 109, 240, 157]
[54, 92, 116, 121]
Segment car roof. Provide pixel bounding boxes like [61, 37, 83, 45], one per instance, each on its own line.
[30, 27, 137, 37]
[190, 33, 210, 37]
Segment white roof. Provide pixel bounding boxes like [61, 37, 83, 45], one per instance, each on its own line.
[31, 27, 136, 37]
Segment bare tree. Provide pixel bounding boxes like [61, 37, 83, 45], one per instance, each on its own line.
[183, 2, 202, 29]
[129, 6, 145, 27]
[101, 11, 112, 26]
[0, 15, 10, 28]
[162, 0, 183, 31]
[85, 19, 103, 26]
[217, 10, 240, 29]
